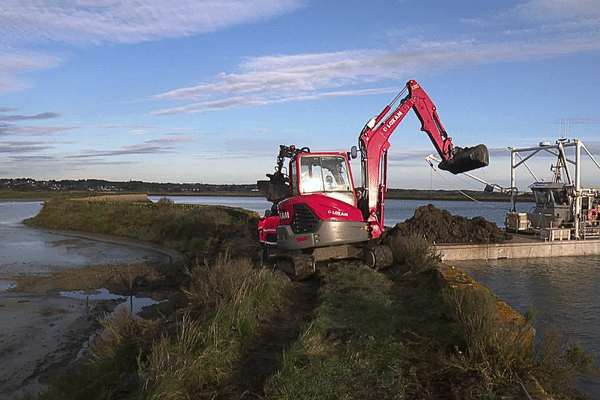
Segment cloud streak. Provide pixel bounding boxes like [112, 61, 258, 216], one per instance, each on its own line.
[65, 133, 199, 158]
[150, 28, 600, 115]
[0, 0, 304, 45]
[0, 111, 61, 121]
[0, 123, 76, 137]
[0, 140, 54, 153]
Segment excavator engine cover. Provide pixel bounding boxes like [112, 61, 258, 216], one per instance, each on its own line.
[438, 144, 489, 175]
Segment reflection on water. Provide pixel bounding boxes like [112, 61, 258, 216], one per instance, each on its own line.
[60, 288, 162, 316]
[457, 257, 600, 364]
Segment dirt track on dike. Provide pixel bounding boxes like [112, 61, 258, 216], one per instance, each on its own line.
[0, 230, 184, 399]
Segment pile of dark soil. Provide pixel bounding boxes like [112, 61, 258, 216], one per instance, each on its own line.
[387, 203, 512, 244]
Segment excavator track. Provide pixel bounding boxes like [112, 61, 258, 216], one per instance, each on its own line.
[276, 253, 316, 281]
[363, 244, 393, 270]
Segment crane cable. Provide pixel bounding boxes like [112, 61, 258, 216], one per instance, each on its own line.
[427, 161, 501, 210]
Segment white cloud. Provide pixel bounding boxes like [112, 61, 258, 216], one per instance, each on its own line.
[514, 0, 600, 21]
[0, 48, 63, 94]
[150, 30, 600, 115]
[0, 0, 304, 44]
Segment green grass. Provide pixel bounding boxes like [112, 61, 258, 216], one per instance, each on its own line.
[384, 233, 442, 274]
[267, 264, 414, 399]
[141, 256, 287, 399]
[28, 196, 257, 259]
[40, 254, 288, 400]
[267, 261, 596, 400]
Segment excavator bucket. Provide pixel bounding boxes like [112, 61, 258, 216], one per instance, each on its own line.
[257, 178, 290, 204]
[438, 144, 489, 175]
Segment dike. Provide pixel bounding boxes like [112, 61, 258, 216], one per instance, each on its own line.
[435, 263, 551, 400]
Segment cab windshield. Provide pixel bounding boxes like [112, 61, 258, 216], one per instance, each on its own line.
[298, 155, 355, 205]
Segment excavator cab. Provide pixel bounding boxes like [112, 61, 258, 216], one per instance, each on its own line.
[292, 154, 357, 206]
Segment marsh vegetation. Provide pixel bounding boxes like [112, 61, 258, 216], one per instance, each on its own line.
[25, 196, 595, 399]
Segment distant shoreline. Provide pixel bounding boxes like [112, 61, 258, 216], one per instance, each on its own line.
[147, 191, 533, 203]
[0, 189, 534, 203]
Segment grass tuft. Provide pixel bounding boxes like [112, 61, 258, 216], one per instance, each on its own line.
[385, 233, 442, 274]
[141, 255, 286, 399]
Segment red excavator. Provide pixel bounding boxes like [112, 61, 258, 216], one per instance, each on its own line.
[258, 80, 489, 279]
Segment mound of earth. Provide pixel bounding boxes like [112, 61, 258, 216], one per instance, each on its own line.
[387, 203, 512, 244]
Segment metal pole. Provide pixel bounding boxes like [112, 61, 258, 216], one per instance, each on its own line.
[510, 147, 517, 212]
[574, 139, 582, 239]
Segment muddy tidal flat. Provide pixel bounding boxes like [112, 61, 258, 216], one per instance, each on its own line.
[0, 201, 175, 398]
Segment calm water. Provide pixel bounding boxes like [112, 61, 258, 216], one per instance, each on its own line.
[0, 201, 168, 280]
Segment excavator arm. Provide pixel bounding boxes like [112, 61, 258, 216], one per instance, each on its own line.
[358, 80, 488, 236]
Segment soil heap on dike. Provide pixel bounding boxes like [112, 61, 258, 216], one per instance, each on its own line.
[387, 203, 512, 244]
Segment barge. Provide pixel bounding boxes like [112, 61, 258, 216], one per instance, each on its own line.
[436, 138, 600, 261]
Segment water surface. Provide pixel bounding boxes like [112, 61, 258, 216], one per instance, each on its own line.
[0, 201, 168, 281]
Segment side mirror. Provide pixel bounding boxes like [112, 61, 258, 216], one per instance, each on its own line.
[350, 146, 358, 159]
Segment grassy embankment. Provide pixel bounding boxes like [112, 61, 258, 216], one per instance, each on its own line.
[26, 195, 594, 400]
[27, 195, 256, 260]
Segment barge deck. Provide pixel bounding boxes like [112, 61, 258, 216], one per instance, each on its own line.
[436, 234, 600, 261]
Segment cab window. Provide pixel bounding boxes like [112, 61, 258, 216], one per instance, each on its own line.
[299, 155, 355, 205]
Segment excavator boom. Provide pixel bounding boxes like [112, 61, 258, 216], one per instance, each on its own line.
[359, 80, 488, 234]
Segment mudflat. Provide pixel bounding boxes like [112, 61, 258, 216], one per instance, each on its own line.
[0, 230, 180, 399]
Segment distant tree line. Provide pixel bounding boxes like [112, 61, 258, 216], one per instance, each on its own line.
[0, 178, 258, 194]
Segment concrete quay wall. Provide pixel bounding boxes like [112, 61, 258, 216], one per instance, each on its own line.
[436, 240, 600, 261]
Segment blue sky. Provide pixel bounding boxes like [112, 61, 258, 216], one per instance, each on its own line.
[1, 0, 599, 191]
